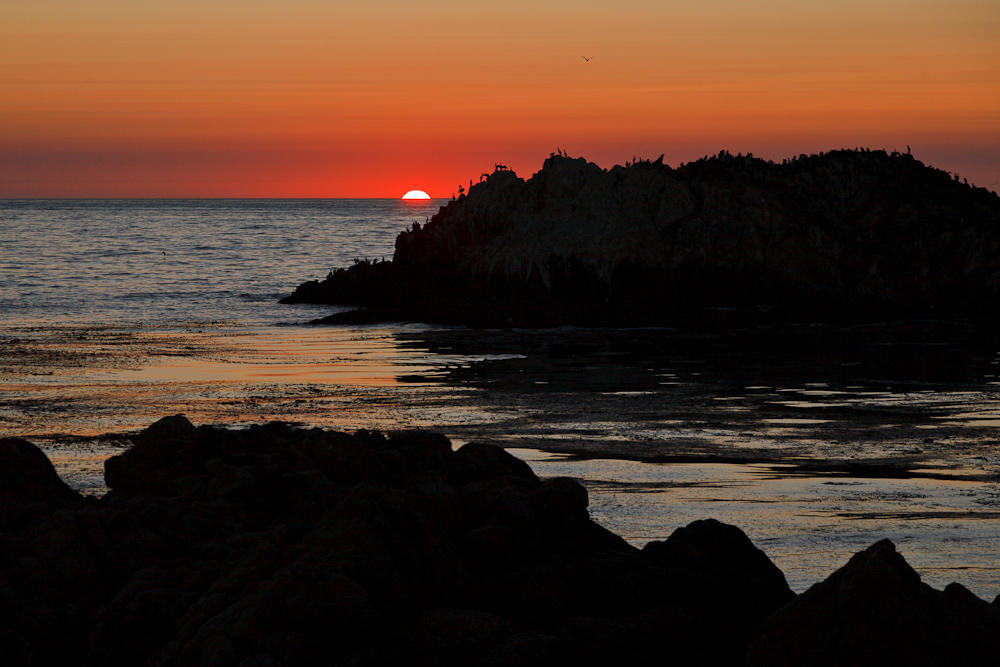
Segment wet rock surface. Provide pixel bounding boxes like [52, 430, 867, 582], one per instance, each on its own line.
[2, 417, 998, 665]
[283, 150, 1000, 327]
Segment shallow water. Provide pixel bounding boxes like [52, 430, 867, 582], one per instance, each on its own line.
[511, 449, 1000, 596]
[3, 199, 1000, 599]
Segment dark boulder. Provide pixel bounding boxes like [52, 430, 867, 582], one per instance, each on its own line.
[20, 417, 994, 667]
[92, 419, 679, 665]
[478, 630, 561, 667]
[526, 477, 589, 534]
[555, 604, 743, 666]
[747, 539, 1000, 666]
[455, 442, 538, 484]
[0, 437, 85, 510]
[641, 518, 795, 659]
[404, 607, 517, 665]
[643, 518, 794, 615]
[103, 414, 204, 495]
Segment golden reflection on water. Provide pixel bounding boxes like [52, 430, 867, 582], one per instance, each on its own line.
[4, 324, 516, 499]
[1, 324, 498, 442]
[6, 321, 1000, 598]
[114, 328, 451, 385]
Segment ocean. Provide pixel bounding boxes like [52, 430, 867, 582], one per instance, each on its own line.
[2, 198, 1000, 597]
[0, 199, 426, 326]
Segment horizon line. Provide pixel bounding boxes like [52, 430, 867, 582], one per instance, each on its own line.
[0, 196, 452, 201]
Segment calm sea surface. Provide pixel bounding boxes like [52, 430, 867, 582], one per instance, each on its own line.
[2, 199, 1000, 597]
[0, 199, 431, 326]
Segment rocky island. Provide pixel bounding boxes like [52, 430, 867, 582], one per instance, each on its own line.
[2, 418, 1000, 665]
[283, 150, 1000, 327]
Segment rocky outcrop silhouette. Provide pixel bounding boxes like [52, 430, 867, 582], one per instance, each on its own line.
[0, 438, 87, 512]
[2, 417, 794, 666]
[747, 539, 1000, 666]
[283, 150, 1000, 327]
[2, 418, 998, 665]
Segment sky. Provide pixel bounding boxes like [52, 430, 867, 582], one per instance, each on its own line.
[2, 0, 998, 197]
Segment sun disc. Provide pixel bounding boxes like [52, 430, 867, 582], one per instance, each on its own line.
[402, 190, 431, 200]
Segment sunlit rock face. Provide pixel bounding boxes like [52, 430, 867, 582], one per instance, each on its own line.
[284, 150, 1000, 326]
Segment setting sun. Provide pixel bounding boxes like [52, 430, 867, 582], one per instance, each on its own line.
[402, 190, 431, 200]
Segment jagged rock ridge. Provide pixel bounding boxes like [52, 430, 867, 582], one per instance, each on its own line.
[283, 150, 1000, 327]
[2, 419, 999, 665]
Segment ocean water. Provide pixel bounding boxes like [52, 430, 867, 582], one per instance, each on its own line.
[1, 199, 438, 326]
[3, 199, 1000, 597]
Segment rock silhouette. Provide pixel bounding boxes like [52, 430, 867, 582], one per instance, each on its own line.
[0, 437, 87, 512]
[2, 419, 999, 664]
[2, 417, 801, 666]
[283, 150, 1000, 327]
[747, 539, 1000, 666]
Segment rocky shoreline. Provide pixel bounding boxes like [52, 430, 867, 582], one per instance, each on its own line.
[2, 417, 999, 665]
[283, 150, 1000, 328]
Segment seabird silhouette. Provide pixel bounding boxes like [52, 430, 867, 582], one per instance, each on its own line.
[581, 56, 592, 61]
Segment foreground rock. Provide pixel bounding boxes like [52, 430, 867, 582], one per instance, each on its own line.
[0, 437, 87, 512]
[283, 150, 1000, 327]
[2, 416, 793, 666]
[747, 539, 1000, 666]
[2, 418, 998, 665]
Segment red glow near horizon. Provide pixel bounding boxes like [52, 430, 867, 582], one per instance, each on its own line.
[2, 2, 997, 197]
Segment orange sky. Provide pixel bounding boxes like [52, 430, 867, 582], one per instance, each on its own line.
[2, 1, 998, 197]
